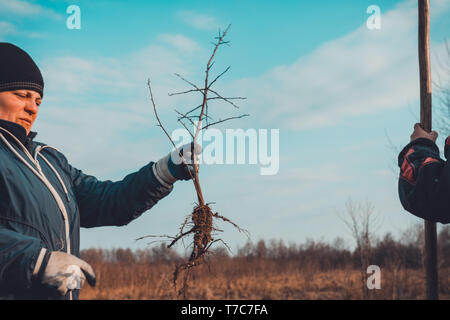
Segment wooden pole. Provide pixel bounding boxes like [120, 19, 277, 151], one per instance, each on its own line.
[418, 0, 439, 300]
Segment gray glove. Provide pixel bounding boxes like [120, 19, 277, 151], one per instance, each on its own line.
[152, 142, 202, 187]
[36, 250, 96, 296]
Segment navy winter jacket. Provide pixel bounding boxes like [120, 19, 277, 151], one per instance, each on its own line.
[0, 119, 173, 299]
[398, 136, 450, 224]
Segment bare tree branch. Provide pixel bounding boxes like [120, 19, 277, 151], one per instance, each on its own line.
[168, 88, 203, 97]
[208, 88, 244, 109]
[208, 66, 231, 89]
[202, 114, 250, 130]
[174, 73, 201, 91]
[147, 79, 198, 190]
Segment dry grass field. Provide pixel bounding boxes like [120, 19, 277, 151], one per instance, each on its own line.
[78, 243, 450, 300]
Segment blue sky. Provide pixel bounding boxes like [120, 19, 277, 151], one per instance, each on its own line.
[1, 0, 450, 252]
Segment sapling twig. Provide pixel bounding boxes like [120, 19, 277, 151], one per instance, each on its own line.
[143, 24, 250, 298]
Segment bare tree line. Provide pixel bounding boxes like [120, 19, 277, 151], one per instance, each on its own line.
[81, 224, 450, 270]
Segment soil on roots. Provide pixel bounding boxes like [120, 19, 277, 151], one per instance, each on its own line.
[172, 204, 213, 297]
[191, 204, 213, 260]
[170, 203, 247, 298]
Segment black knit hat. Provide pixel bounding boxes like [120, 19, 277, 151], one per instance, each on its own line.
[0, 42, 44, 98]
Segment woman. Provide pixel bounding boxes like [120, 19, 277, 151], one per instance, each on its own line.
[0, 42, 199, 299]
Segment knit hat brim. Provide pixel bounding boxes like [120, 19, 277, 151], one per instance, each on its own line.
[0, 81, 44, 97]
[0, 43, 44, 98]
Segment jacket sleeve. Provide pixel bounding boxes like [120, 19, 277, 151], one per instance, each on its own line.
[398, 137, 450, 224]
[0, 227, 45, 290]
[66, 160, 174, 228]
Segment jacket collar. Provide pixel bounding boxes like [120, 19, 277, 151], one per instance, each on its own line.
[0, 119, 37, 148]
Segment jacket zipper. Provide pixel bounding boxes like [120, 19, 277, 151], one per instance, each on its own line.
[33, 147, 71, 255]
[33, 150, 74, 300]
[0, 130, 73, 299]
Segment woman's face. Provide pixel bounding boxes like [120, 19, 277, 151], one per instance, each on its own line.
[0, 90, 41, 134]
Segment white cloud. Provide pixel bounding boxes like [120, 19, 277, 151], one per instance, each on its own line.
[26, 31, 48, 39]
[215, 164, 346, 202]
[30, 0, 450, 178]
[0, 21, 16, 40]
[0, 21, 48, 40]
[176, 10, 221, 31]
[158, 34, 201, 53]
[34, 101, 164, 178]
[41, 36, 209, 97]
[433, 41, 450, 90]
[42, 56, 128, 94]
[37, 35, 211, 176]
[228, 0, 450, 130]
[0, 0, 63, 20]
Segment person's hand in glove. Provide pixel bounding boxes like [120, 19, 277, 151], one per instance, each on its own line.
[410, 123, 438, 143]
[34, 249, 96, 296]
[152, 142, 202, 187]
